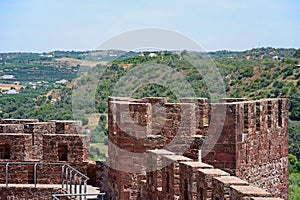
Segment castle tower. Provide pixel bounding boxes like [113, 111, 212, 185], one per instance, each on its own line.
[107, 97, 289, 199]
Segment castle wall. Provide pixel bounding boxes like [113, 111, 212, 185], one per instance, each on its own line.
[107, 97, 197, 199]
[107, 97, 289, 200]
[24, 122, 56, 160]
[0, 96, 289, 200]
[139, 150, 284, 200]
[0, 133, 32, 161]
[1, 119, 39, 124]
[0, 124, 24, 133]
[0, 184, 69, 200]
[179, 161, 213, 200]
[201, 103, 239, 175]
[42, 134, 90, 163]
[212, 176, 248, 200]
[161, 155, 192, 199]
[107, 99, 152, 199]
[235, 99, 289, 199]
[0, 119, 94, 187]
[197, 168, 230, 200]
[0, 164, 29, 184]
[50, 120, 82, 135]
[146, 149, 175, 200]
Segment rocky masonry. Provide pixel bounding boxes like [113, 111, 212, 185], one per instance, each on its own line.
[102, 97, 288, 200]
[0, 119, 94, 185]
[0, 96, 289, 200]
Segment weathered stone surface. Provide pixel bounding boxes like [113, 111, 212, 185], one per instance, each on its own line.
[0, 124, 24, 133]
[0, 119, 94, 191]
[24, 122, 56, 160]
[0, 133, 32, 161]
[106, 97, 288, 200]
[0, 184, 69, 200]
[161, 155, 192, 199]
[0, 96, 289, 200]
[179, 161, 213, 200]
[197, 168, 230, 200]
[212, 176, 249, 200]
[1, 119, 39, 124]
[230, 185, 272, 199]
[42, 134, 90, 163]
[49, 120, 82, 134]
[146, 149, 174, 200]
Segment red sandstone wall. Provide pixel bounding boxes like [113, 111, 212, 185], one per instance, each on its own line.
[0, 119, 94, 189]
[0, 134, 32, 161]
[24, 122, 56, 160]
[0, 185, 69, 200]
[0, 124, 24, 133]
[235, 99, 289, 199]
[140, 150, 283, 200]
[107, 97, 198, 199]
[201, 103, 238, 175]
[107, 97, 289, 200]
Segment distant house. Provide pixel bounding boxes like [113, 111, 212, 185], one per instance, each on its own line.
[0, 75, 15, 79]
[272, 56, 281, 61]
[39, 54, 53, 58]
[55, 79, 68, 84]
[6, 89, 19, 95]
[148, 53, 158, 58]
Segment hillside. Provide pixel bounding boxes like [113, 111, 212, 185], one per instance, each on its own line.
[0, 47, 299, 174]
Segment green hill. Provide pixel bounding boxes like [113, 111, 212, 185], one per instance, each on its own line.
[0, 48, 299, 184]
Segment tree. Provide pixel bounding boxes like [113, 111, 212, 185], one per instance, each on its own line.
[293, 49, 300, 58]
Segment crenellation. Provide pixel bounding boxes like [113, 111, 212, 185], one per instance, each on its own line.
[0, 133, 32, 161]
[212, 176, 249, 200]
[1, 119, 39, 124]
[107, 96, 288, 200]
[161, 154, 192, 199]
[219, 98, 248, 103]
[146, 149, 174, 199]
[24, 122, 56, 160]
[197, 168, 230, 200]
[179, 161, 213, 200]
[230, 185, 272, 200]
[0, 124, 24, 133]
[0, 96, 289, 199]
[0, 119, 94, 188]
[49, 120, 82, 134]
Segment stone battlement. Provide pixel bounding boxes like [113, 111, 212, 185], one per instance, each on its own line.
[104, 96, 289, 200]
[0, 119, 88, 162]
[0, 119, 96, 187]
[0, 96, 289, 200]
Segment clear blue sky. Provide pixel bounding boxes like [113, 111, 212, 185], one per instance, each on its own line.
[0, 0, 299, 52]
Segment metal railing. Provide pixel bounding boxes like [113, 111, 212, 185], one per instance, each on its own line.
[0, 162, 100, 200]
[52, 193, 105, 200]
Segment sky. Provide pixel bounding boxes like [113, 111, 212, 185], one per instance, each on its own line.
[0, 0, 299, 52]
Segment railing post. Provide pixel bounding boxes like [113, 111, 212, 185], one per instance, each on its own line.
[84, 179, 88, 200]
[5, 163, 9, 187]
[1, 162, 95, 199]
[79, 177, 82, 200]
[34, 163, 38, 187]
[69, 170, 73, 194]
[74, 173, 78, 198]
[65, 167, 68, 191]
[61, 165, 65, 189]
